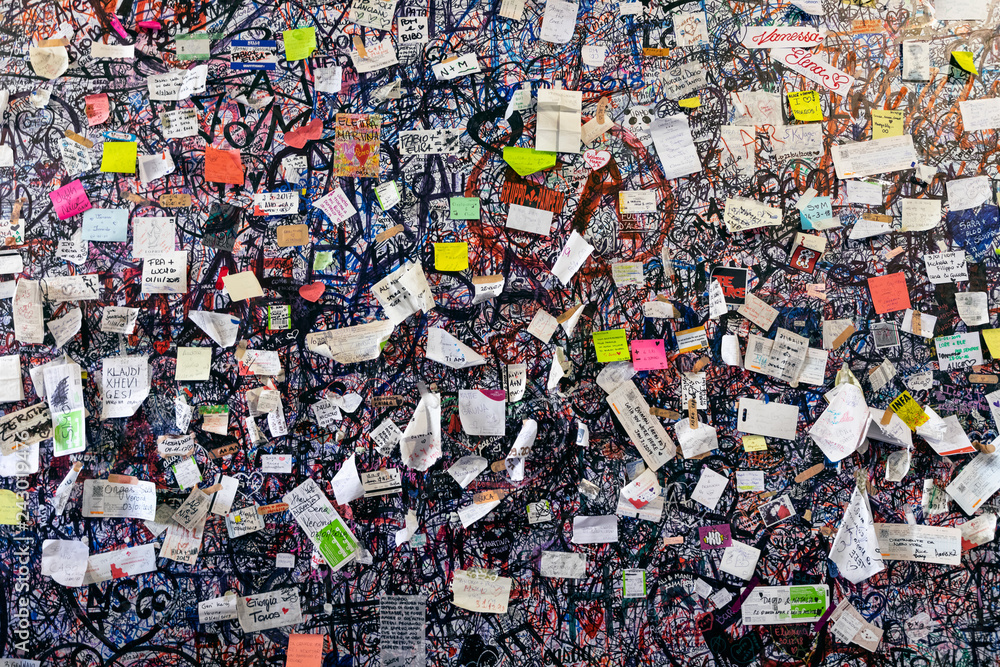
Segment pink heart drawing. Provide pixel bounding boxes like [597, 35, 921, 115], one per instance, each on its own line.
[583, 149, 611, 170]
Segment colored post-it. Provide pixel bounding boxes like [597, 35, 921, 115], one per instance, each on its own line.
[787, 91, 822, 121]
[872, 109, 904, 139]
[284, 27, 317, 61]
[434, 242, 469, 271]
[100, 141, 137, 173]
[450, 197, 481, 219]
[205, 146, 245, 185]
[593, 329, 630, 362]
[629, 339, 668, 370]
[50, 179, 92, 220]
[503, 147, 557, 176]
[867, 272, 911, 314]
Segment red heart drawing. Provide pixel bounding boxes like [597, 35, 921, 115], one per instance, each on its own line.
[245, 597, 252, 603]
[299, 282, 325, 302]
[282, 607, 289, 614]
[354, 143, 372, 167]
[583, 149, 611, 170]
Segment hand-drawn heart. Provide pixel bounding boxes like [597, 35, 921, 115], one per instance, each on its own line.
[245, 597, 252, 603]
[282, 607, 289, 614]
[299, 282, 325, 302]
[354, 143, 372, 166]
[583, 149, 611, 170]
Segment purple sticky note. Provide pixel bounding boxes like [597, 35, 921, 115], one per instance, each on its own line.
[698, 524, 732, 550]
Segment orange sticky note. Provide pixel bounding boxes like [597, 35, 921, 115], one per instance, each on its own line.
[205, 146, 245, 185]
[286, 633, 324, 667]
[867, 272, 911, 314]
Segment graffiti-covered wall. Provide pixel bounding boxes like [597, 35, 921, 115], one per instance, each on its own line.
[2, 0, 1000, 665]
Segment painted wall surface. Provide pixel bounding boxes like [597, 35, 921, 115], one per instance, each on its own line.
[1, 0, 999, 665]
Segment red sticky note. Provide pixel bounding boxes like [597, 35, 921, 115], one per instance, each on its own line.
[205, 146, 245, 185]
[630, 339, 669, 371]
[50, 179, 92, 220]
[85, 93, 110, 126]
[868, 272, 911, 314]
[286, 633, 324, 667]
[284, 118, 323, 149]
[108, 14, 129, 40]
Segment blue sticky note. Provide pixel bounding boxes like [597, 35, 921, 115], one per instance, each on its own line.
[800, 196, 832, 229]
[82, 208, 129, 242]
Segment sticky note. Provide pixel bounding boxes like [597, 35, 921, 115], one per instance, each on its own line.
[222, 270, 264, 301]
[982, 329, 1000, 359]
[100, 141, 137, 173]
[434, 242, 469, 271]
[593, 329, 630, 362]
[0, 489, 24, 525]
[503, 147, 557, 176]
[787, 91, 822, 122]
[872, 109, 904, 139]
[679, 96, 700, 108]
[205, 146, 245, 185]
[450, 197, 481, 219]
[951, 51, 978, 75]
[286, 633, 324, 666]
[629, 339, 668, 370]
[889, 391, 929, 430]
[742, 435, 767, 452]
[85, 93, 110, 125]
[50, 179, 92, 220]
[284, 27, 317, 61]
[867, 272, 911, 314]
[800, 196, 832, 228]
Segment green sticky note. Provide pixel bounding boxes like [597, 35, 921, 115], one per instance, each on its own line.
[284, 27, 317, 61]
[593, 329, 630, 362]
[100, 141, 137, 173]
[951, 51, 977, 75]
[314, 251, 333, 271]
[789, 585, 827, 619]
[450, 197, 481, 219]
[317, 519, 359, 569]
[503, 147, 557, 177]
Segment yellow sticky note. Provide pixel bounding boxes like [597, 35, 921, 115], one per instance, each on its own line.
[872, 109, 904, 139]
[0, 489, 24, 525]
[952, 51, 978, 75]
[100, 141, 137, 173]
[889, 391, 930, 431]
[434, 242, 469, 271]
[503, 147, 557, 177]
[787, 91, 823, 122]
[742, 435, 767, 452]
[982, 329, 1000, 359]
[679, 96, 700, 108]
[593, 329, 630, 362]
[284, 27, 316, 61]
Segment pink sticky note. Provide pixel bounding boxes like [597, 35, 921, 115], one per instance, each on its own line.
[108, 14, 129, 40]
[629, 339, 669, 371]
[50, 180, 92, 220]
[85, 93, 110, 126]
